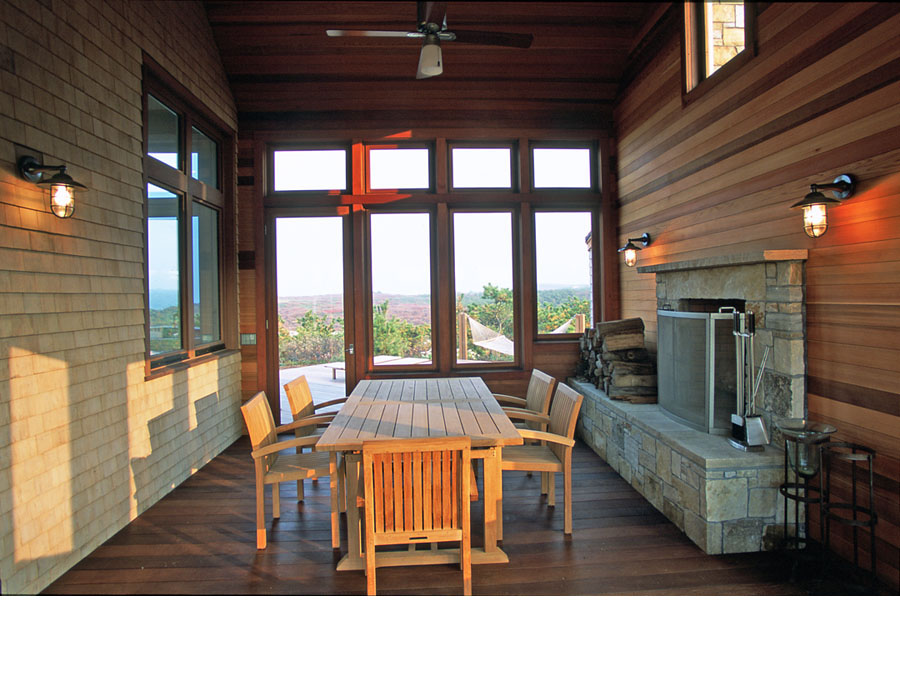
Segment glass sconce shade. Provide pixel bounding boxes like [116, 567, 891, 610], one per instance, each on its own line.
[802, 203, 828, 237]
[618, 232, 651, 267]
[776, 418, 837, 478]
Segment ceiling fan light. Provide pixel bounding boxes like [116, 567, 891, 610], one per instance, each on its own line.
[416, 35, 442, 79]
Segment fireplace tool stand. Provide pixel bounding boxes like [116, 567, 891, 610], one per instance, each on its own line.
[729, 310, 769, 451]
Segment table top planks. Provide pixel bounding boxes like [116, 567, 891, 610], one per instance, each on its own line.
[316, 377, 523, 452]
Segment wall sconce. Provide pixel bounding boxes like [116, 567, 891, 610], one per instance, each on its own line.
[791, 174, 855, 238]
[618, 232, 651, 267]
[17, 155, 86, 218]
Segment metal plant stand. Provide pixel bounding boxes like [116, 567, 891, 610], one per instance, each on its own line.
[775, 419, 836, 574]
[821, 442, 878, 589]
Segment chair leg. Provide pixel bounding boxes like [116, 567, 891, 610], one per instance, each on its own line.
[272, 481, 281, 519]
[256, 475, 267, 549]
[296, 479, 304, 502]
[541, 471, 548, 495]
[564, 467, 572, 535]
[547, 472, 556, 507]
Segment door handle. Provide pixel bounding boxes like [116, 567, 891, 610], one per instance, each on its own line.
[346, 344, 354, 355]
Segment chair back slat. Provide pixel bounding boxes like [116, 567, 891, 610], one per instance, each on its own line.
[525, 369, 557, 415]
[283, 375, 316, 431]
[363, 438, 469, 535]
[241, 392, 279, 472]
[548, 382, 584, 443]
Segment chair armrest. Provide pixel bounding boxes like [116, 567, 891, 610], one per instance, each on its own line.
[314, 397, 347, 410]
[276, 413, 335, 435]
[251, 434, 323, 459]
[517, 429, 575, 448]
[503, 408, 549, 425]
[494, 393, 527, 407]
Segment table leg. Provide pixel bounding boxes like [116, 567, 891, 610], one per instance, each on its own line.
[482, 445, 502, 551]
[336, 453, 364, 571]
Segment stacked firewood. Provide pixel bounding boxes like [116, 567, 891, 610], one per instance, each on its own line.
[577, 317, 657, 403]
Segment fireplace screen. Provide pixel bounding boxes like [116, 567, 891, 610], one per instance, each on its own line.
[657, 310, 736, 434]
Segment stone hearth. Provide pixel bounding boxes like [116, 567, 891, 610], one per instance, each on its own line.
[574, 250, 811, 554]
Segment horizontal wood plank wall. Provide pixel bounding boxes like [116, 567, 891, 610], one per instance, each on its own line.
[614, 2, 900, 589]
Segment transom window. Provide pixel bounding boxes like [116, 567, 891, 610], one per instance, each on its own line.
[273, 149, 348, 192]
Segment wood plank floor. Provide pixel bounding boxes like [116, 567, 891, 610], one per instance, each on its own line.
[43, 436, 822, 596]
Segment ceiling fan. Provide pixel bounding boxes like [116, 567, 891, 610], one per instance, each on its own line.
[326, 1, 533, 79]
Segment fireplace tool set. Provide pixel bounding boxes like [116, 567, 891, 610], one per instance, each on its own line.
[729, 310, 770, 451]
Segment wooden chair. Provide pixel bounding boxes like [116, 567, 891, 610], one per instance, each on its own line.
[241, 392, 339, 550]
[361, 436, 472, 596]
[283, 374, 346, 502]
[493, 369, 556, 432]
[501, 382, 584, 535]
[493, 369, 557, 491]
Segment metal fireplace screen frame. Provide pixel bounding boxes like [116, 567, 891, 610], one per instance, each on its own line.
[657, 310, 736, 435]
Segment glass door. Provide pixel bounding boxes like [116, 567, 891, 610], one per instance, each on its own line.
[273, 213, 354, 422]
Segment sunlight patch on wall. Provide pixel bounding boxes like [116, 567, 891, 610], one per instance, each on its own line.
[9, 347, 72, 565]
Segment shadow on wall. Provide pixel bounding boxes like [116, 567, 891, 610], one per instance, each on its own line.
[0, 333, 237, 594]
[0, 344, 130, 595]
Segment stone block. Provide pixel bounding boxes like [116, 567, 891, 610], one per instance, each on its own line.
[656, 445, 672, 483]
[749, 487, 777, 517]
[774, 336, 804, 377]
[776, 261, 804, 286]
[672, 475, 700, 515]
[705, 477, 748, 521]
[643, 474, 663, 511]
[663, 498, 684, 530]
[723, 518, 764, 553]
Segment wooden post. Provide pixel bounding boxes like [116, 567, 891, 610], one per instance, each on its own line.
[458, 312, 468, 362]
[575, 313, 585, 333]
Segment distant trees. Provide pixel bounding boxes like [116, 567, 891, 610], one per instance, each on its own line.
[277, 286, 589, 367]
[278, 312, 344, 366]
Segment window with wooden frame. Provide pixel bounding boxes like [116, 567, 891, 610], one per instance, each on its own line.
[143, 65, 234, 371]
[533, 210, 594, 337]
[367, 210, 436, 368]
[452, 209, 518, 366]
[266, 136, 600, 380]
[683, 1, 756, 98]
[365, 143, 433, 192]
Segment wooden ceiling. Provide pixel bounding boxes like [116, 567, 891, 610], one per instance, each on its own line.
[203, 1, 664, 131]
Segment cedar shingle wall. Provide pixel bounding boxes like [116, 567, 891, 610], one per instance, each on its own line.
[614, 2, 900, 589]
[0, 0, 240, 594]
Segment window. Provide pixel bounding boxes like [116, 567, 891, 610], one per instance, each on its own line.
[453, 211, 516, 364]
[265, 137, 600, 379]
[273, 149, 347, 191]
[144, 66, 232, 370]
[367, 146, 431, 190]
[684, 2, 755, 95]
[369, 212, 434, 366]
[534, 211, 592, 335]
[532, 146, 592, 189]
[451, 146, 513, 189]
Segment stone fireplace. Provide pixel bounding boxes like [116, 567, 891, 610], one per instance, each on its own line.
[572, 250, 809, 554]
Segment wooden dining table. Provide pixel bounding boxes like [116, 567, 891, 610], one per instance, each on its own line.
[315, 376, 523, 571]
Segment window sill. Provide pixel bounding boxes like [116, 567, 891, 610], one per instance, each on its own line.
[145, 347, 240, 381]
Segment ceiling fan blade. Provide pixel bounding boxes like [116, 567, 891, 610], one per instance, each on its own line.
[418, 1, 448, 29]
[326, 29, 419, 39]
[450, 29, 533, 49]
